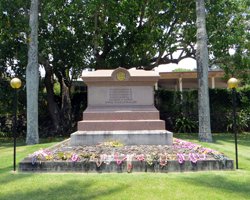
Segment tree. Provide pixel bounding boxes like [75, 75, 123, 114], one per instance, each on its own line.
[81, 0, 197, 69]
[209, 0, 250, 85]
[26, 0, 39, 144]
[221, 47, 250, 85]
[0, 0, 29, 77]
[38, 0, 91, 135]
[0, 0, 249, 137]
[196, 0, 212, 142]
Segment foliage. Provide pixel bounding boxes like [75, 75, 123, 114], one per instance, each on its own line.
[0, 79, 13, 115]
[0, 0, 249, 136]
[220, 48, 250, 85]
[172, 68, 193, 72]
[28, 138, 226, 168]
[175, 115, 198, 133]
[157, 89, 198, 132]
[227, 109, 250, 132]
[1, 86, 249, 137]
[0, 0, 29, 77]
[208, 0, 250, 84]
[0, 90, 87, 138]
[157, 88, 250, 133]
[53, 82, 61, 96]
[206, 0, 249, 59]
[0, 79, 26, 137]
[1, 0, 248, 71]
[102, 140, 124, 147]
[229, 87, 250, 132]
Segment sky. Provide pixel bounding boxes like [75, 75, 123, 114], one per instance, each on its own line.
[154, 57, 197, 72]
[39, 57, 197, 78]
[40, 57, 197, 77]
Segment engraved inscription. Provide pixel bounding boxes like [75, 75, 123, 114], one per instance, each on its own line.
[105, 88, 137, 105]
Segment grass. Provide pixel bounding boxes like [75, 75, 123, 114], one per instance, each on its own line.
[0, 133, 250, 200]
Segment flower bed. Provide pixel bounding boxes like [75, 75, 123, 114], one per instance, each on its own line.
[19, 138, 233, 173]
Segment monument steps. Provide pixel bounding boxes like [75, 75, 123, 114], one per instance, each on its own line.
[83, 111, 160, 120]
[71, 130, 172, 145]
[77, 119, 166, 131]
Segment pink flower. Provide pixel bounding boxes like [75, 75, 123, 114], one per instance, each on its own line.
[71, 153, 80, 162]
[189, 153, 198, 163]
[177, 153, 185, 164]
[135, 154, 145, 161]
[31, 149, 52, 160]
[114, 153, 127, 165]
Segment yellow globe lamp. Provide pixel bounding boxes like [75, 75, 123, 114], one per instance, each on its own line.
[227, 77, 239, 169]
[227, 77, 239, 89]
[10, 77, 22, 172]
[10, 78, 22, 89]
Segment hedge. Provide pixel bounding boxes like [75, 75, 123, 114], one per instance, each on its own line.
[1, 80, 250, 137]
[156, 88, 250, 133]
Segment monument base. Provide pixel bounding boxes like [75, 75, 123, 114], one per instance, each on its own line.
[70, 130, 173, 146]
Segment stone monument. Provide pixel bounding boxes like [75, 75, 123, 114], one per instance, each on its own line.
[70, 67, 173, 146]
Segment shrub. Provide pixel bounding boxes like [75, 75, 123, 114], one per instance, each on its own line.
[157, 87, 250, 133]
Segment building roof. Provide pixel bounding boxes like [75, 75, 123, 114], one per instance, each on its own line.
[159, 70, 225, 79]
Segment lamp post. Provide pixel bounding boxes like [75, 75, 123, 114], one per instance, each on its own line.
[227, 77, 239, 169]
[10, 78, 22, 172]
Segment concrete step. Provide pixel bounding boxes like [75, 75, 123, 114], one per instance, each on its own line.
[71, 130, 172, 146]
[78, 120, 166, 131]
[83, 111, 160, 120]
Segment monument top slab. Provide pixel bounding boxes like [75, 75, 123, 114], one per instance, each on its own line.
[82, 67, 159, 84]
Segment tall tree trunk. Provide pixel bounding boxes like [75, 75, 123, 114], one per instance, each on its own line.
[26, 0, 39, 144]
[43, 60, 62, 134]
[196, 0, 212, 142]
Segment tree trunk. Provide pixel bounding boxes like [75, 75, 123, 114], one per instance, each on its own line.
[196, 0, 213, 142]
[57, 72, 72, 135]
[43, 60, 62, 134]
[26, 0, 39, 144]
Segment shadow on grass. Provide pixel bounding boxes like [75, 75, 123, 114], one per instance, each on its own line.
[184, 174, 250, 199]
[0, 166, 14, 174]
[0, 137, 65, 147]
[212, 134, 250, 147]
[0, 179, 128, 200]
[0, 170, 33, 185]
[177, 133, 250, 147]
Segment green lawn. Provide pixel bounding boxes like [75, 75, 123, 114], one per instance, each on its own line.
[1, 133, 250, 200]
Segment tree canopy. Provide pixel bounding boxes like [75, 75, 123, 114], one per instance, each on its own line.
[1, 0, 248, 74]
[0, 0, 249, 135]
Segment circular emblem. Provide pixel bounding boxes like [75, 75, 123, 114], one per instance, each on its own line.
[116, 71, 126, 81]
